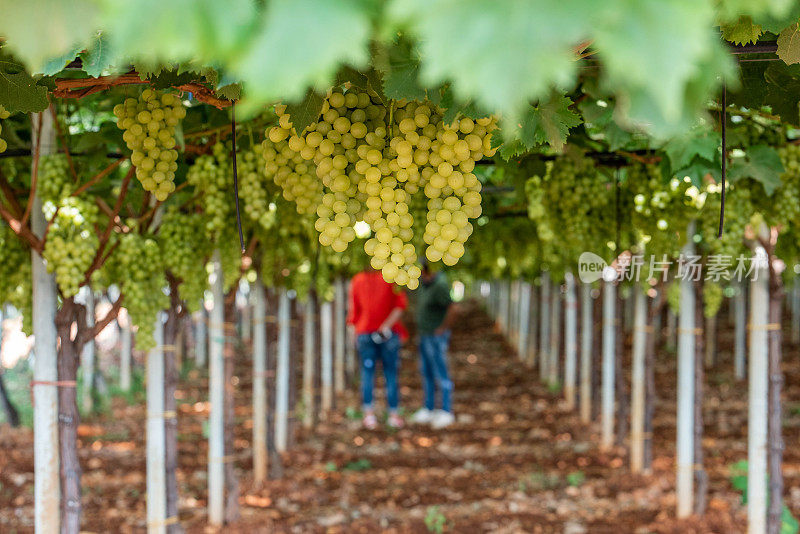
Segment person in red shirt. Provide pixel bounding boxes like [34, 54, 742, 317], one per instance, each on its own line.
[347, 268, 408, 429]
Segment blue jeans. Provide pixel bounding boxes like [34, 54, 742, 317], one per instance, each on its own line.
[418, 331, 452, 413]
[357, 332, 401, 411]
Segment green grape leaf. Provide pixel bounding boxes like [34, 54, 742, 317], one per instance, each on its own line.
[40, 44, 84, 76]
[0, 57, 49, 113]
[144, 68, 198, 89]
[728, 145, 785, 195]
[764, 62, 800, 125]
[80, 34, 120, 77]
[677, 156, 721, 188]
[516, 93, 582, 151]
[496, 139, 526, 160]
[134, 61, 165, 79]
[777, 22, 800, 65]
[215, 83, 242, 102]
[721, 16, 763, 45]
[335, 67, 386, 105]
[233, 0, 371, 110]
[285, 90, 325, 135]
[0, 0, 99, 72]
[662, 129, 720, 171]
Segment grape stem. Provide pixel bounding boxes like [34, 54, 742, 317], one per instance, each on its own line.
[83, 166, 133, 282]
[54, 72, 231, 109]
[71, 157, 125, 197]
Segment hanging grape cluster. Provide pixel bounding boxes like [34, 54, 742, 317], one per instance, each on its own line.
[42, 198, 100, 298]
[187, 142, 232, 238]
[268, 87, 495, 287]
[114, 89, 185, 201]
[236, 144, 279, 230]
[158, 207, 212, 312]
[109, 232, 167, 349]
[39, 154, 73, 205]
[0, 222, 32, 333]
[262, 137, 322, 217]
[0, 105, 10, 153]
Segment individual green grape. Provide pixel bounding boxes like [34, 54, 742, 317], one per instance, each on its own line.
[39, 154, 72, 205]
[158, 207, 211, 312]
[42, 197, 100, 298]
[114, 89, 185, 201]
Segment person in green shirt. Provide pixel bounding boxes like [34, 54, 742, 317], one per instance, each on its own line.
[410, 261, 458, 429]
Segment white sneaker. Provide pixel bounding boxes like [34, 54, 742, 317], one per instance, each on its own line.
[430, 410, 455, 429]
[410, 408, 434, 424]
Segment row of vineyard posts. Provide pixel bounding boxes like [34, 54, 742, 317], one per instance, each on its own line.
[480, 246, 791, 534]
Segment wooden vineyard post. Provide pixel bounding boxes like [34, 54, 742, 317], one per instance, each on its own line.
[195, 304, 207, 368]
[120, 310, 133, 390]
[163, 281, 181, 534]
[80, 287, 95, 414]
[564, 273, 577, 409]
[548, 283, 561, 387]
[676, 224, 696, 518]
[334, 278, 346, 392]
[630, 284, 647, 473]
[580, 282, 593, 424]
[146, 315, 167, 534]
[735, 281, 747, 380]
[274, 288, 290, 452]
[207, 251, 225, 526]
[517, 282, 531, 361]
[748, 245, 769, 534]
[320, 300, 334, 415]
[539, 272, 551, 379]
[302, 293, 316, 429]
[252, 278, 268, 485]
[601, 274, 616, 450]
[30, 110, 60, 534]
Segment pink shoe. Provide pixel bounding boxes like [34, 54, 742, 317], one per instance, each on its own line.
[387, 413, 404, 429]
[363, 412, 378, 430]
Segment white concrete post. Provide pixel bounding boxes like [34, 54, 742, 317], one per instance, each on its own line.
[252, 279, 268, 485]
[207, 251, 225, 525]
[146, 315, 166, 534]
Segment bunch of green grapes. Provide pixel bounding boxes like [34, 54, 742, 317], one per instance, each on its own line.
[158, 207, 211, 313]
[187, 142, 232, 238]
[666, 281, 681, 314]
[0, 222, 32, 332]
[271, 88, 384, 254]
[703, 281, 723, 318]
[527, 150, 613, 264]
[262, 137, 322, 216]
[700, 182, 753, 258]
[627, 164, 695, 260]
[110, 232, 167, 349]
[237, 143, 278, 230]
[390, 103, 492, 276]
[39, 154, 72, 205]
[0, 105, 10, 153]
[773, 144, 800, 227]
[218, 228, 244, 293]
[42, 198, 100, 298]
[114, 89, 185, 201]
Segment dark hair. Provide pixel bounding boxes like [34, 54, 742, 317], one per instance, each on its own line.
[420, 257, 430, 273]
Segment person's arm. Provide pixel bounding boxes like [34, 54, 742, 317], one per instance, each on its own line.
[379, 288, 407, 334]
